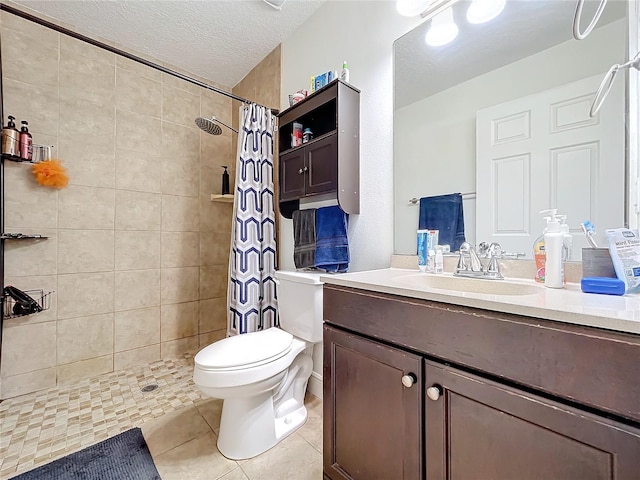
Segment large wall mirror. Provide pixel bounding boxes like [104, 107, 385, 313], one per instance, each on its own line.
[394, 0, 635, 260]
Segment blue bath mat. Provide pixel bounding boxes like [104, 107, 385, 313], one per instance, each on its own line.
[12, 428, 161, 479]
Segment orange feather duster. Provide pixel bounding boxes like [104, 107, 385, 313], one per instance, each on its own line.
[31, 159, 69, 189]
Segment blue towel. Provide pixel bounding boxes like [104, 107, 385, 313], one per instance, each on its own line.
[315, 206, 349, 273]
[419, 193, 465, 252]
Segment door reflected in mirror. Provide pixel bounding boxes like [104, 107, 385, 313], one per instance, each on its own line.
[393, 0, 630, 260]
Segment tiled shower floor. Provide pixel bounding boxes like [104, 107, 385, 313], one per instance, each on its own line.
[0, 355, 323, 479]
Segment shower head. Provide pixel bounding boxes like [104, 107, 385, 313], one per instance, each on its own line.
[195, 116, 238, 135]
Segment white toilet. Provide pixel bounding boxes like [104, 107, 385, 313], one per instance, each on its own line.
[193, 270, 323, 460]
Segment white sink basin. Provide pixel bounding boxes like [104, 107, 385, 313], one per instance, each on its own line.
[392, 273, 542, 296]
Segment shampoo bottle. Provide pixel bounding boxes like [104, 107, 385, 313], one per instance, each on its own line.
[543, 213, 564, 288]
[221, 166, 230, 195]
[19, 121, 33, 161]
[1, 115, 20, 158]
[340, 61, 350, 83]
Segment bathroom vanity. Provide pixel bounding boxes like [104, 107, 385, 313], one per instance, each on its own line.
[321, 269, 640, 480]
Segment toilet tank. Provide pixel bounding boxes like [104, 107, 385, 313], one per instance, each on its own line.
[275, 270, 324, 343]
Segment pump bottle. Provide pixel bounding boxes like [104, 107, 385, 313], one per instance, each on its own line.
[221, 166, 230, 195]
[543, 213, 564, 288]
[1, 115, 20, 158]
[19, 121, 33, 161]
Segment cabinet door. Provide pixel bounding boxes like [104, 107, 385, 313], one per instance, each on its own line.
[279, 148, 306, 201]
[306, 134, 337, 196]
[323, 325, 423, 480]
[424, 360, 640, 480]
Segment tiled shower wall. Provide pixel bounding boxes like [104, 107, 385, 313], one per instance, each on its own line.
[0, 11, 279, 399]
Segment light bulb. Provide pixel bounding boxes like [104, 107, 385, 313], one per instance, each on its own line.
[396, 0, 434, 17]
[466, 0, 506, 24]
[425, 7, 458, 46]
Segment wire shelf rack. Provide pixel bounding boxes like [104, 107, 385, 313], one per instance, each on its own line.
[2, 289, 54, 319]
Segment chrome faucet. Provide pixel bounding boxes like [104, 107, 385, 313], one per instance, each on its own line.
[455, 242, 485, 278]
[455, 242, 504, 280]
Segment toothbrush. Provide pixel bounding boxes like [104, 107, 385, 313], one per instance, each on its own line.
[581, 221, 598, 248]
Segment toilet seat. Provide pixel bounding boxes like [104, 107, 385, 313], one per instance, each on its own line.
[195, 327, 294, 372]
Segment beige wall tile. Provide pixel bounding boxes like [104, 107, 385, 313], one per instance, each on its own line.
[200, 164, 218, 196]
[115, 190, 161, 231]
[114, 345, 160, 371]
[115, 231, 161, 270]
[161, 267, 199, 305]
[1, 11, 59, 44]
[114, 306, 160, 351]
[2, 29, 59, 89]
[115, 149, 162, 193]
[57, 355, 113, 385]
[3, 274, 58, 324]
[161, 121, 200, 161]
[161, 301, 199, 341]
[200, 196, 233, 233]
[60, 34, 115, 65]
[199, 265, 227, 300]
[57, 229, 115, 274]
[59, 96, 115, 137]
[2, 78, 59, 139]
[116, 55, 161, 81]
[161, 154, 199, 197]
[162, 71, 203, 96]
[4, 229, 57, 277]
[161, 231, 199, 268]
[58, 133, 116, 189]
[161, 195, 199, 232]
[200, 232, 231, 266]
[57, 313, 114, 364]
[199, 298, 227, 334]
[57, 272, 114, 319]
[58, 185, 115, 230]
[116, 110, 162, 155]
[160, 336, 199, 359]
[0, 321, 56, 377]
[0, 368, 56, 400]
[201, 131, 233, 169]
[198, 330, 226, 349]
[116, 68, 162, 118]
[114, 269, 161, 311]
[4, 163, 58, 230]
[200, 89, 233, 126]
[59, 50, 115, 105]
[162, 84, 200, 128]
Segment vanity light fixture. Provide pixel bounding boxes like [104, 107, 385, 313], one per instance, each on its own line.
[466, 0, 506, 24]
[425, 7, 459, 46]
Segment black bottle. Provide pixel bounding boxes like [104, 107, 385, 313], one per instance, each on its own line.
[222, 166, 230, 195]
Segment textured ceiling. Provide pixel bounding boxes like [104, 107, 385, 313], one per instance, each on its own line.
[9, 0, 326, 88]
[394, 0, 627, 109]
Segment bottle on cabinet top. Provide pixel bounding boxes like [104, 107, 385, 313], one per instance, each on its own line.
[340, 61, 350, 83]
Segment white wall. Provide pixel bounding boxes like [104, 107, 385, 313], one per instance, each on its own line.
[280, 1, 419, 397]
[394, 19, 627, 254]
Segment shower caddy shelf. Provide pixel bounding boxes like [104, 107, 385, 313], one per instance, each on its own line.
[2, 289, 54, 319]
[210, 194, 234, 203]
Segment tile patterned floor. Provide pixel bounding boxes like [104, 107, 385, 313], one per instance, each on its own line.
[0, 355, 323, 479]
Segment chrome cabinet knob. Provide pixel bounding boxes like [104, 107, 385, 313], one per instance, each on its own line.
[401, 374, 417, 388]
[298, 168, 304, 174]
[427, 385, 442, 401]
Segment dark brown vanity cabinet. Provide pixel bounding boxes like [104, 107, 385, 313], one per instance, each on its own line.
[277, 80, 359, 219]
[323, 325, 422, 480]
[323, 285, 640, 480]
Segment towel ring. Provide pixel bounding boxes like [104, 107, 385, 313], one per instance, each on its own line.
[573, 0, 608, 40]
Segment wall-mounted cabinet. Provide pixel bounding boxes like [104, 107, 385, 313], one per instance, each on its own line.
[277, 79, 359, 219]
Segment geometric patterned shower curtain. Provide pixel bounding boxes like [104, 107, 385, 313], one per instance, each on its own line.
[227, 103, 278, 335]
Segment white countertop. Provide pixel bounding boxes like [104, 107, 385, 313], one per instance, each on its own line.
[319, 268, 640, 335]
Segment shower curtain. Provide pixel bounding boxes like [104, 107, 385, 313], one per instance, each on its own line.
[227, 104, 278, 335]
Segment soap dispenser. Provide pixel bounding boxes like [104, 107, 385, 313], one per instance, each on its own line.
[542, 211, 564, 289]
[221, 166, 230, 195]
[19, 120, 33, 161]
[1, 115, 20, 158]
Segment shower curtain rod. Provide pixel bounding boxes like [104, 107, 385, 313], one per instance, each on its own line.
[0, 4, 280, 115]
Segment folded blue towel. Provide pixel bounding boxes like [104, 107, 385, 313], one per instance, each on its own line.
[419, 193, 465, 252]
[315, 206, 349, 273]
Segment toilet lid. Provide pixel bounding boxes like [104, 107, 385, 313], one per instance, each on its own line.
[195, 327, 294, 370]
